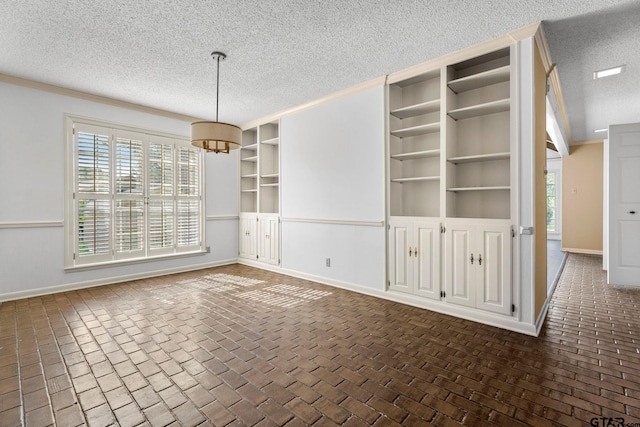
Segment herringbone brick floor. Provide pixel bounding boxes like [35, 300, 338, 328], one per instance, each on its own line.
[0, 254, 639, 426]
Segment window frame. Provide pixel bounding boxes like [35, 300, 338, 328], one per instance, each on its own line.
[64, 115, 206, 270]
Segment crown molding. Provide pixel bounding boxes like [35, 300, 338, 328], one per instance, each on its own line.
[0, 73, 202, 123]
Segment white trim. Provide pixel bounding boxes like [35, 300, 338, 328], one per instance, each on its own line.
[236, 259, 538, 336]
[547, 252, 568, 298]
[571, 138, 604, 146]
[1, 73, 203, 122]
[265, 264, 538, 336]
[0, 221, 64, 229]
[388, 22, 539, 85]
[561, 247, 603, 255]
[64, 250, 208, 272]
[240, 76, 386, 130]
[206, 215, 239, 221]
[280, 217, 385, 227]
[66, 114, 189, 142]
[0, 258, 237, 303]
[534, 294, 551, 335]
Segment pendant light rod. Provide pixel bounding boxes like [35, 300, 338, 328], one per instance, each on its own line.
[191, 50, 240, 154]
[211, 51, 226, 122]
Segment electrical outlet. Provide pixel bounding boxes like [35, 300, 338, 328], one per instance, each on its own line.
[326, 258, 331, 267]
[206, 246, 211, 253]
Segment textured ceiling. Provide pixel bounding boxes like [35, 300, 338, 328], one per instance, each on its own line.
[0, 0, 637, 142]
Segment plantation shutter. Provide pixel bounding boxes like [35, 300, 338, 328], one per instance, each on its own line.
[114, 131, 145, 258]
[177, 146, 201, 250]
[68, 118, 203, 267]
[75, 124, 112, 263]
[148, 138, 175, 255]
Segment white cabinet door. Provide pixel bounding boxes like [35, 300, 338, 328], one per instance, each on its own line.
[258, 214, 280, 265]
[239, 214, 257, 259]
[476, 225, 512, 315]
[414, 222, 441, 300]
[388, 220, 412, 293]
[445, 222, 512, 313]
[608, 123, 640, 286]
[445, 224, 475, 308]
[388, 219, 441, 299]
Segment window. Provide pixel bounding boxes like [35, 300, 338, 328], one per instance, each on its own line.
[66, 117, 204, 268]
[546, 171, 557, 232]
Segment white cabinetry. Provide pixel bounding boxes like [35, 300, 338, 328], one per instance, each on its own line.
[239, 121, 281, 265]
[386, 45, 516, 320]
[444, 222, 512, 315]
[258, 214, 280, 265]
[388, 219, 441, 299]
[239, 213, 257, 260]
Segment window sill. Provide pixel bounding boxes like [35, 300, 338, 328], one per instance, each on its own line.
[64, 250, 207, 273]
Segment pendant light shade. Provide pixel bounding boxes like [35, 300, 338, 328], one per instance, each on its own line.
[191, 51, 241, 153]
[191, 121, 241, 153]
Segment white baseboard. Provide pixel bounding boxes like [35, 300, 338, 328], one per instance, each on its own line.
[561, 247, 603, 255]
[535, 296, 551, 335]
[0, 258, 237, 303]
[237, 262, 539, 337]
[3, 256, 539, 336]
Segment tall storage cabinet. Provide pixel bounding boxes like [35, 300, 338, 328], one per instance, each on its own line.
[239, 120, 280, 265]
[387, 45, 515, 318]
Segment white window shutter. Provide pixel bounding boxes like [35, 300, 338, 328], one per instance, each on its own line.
[69, 119, 203, 266]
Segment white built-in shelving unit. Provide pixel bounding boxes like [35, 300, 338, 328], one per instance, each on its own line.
[387, 45, 514, 317]
[388, 69, 442, 218]
[239, 120, 280, 265]
[445, 47, 512, 220]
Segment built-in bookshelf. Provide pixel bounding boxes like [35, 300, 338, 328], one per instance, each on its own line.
[240, 128, 258, 213]
[259, 122, 279, 214]
[445, 47, 511, 219]
[388, 69, 442, 217]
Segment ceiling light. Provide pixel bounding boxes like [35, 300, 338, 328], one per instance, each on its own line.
[593, 64, 626, 79]
[191, 51, 241, 154]
[594, 128, 608, 133]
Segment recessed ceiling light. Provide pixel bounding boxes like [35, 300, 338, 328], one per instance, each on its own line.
[593, 65, 626, 79]
[594, 128, 608, 133]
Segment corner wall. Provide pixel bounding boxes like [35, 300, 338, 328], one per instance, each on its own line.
[562, 142, 604, 254]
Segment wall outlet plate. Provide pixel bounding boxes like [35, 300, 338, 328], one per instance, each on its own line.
[326, 258, 331, 267]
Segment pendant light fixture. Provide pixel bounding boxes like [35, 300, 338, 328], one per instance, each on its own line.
[191, 51, 241, 153]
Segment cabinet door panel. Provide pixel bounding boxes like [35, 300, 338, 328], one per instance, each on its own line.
[239, 215, 257, 259]
[414, 222, 441, 299]
[477, 225, 511, 314]
[258, 215, 280, 264]
[388, 221, 412, 292]
[445, 226, 475, 307]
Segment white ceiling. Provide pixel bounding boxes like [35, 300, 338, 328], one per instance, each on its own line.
[1, 0, 637, 142]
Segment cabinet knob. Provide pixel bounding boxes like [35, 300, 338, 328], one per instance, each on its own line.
[478, 254, 482, 266]
[414, 247, 418, 256]
[470, 253, 474, 264]
[630, 211, 637, 214]
[409, 248, 413, 257]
